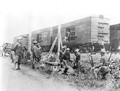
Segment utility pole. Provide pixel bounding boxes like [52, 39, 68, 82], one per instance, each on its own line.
[28, 28, 31, 52]
[57, 24, 61, 57]
[57, 17, 63, 57]
[28, 13, 32, 53]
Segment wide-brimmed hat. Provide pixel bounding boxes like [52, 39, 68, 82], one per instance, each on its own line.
[66, 48, 70, 51]
[33, 41, 37, 44]
[75, 49, 79, 53]
[101, 49, 106, 53]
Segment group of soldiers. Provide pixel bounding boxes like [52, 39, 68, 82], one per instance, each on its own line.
[58, 46, 120, 80]
[92, 49, 120, 80]
[2, 38, 120, 80]
[0, 44, 11, 57]
[59, 46, 80, 75]
[10, 38, 42, 70]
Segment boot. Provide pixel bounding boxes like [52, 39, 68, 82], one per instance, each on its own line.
[16, 63, 21, 70]
[32, 63, 35, 69]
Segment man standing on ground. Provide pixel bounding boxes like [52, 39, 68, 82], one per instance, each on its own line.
[13, 38, 23, 70]
[31, 41, 37, 69]
[36, 43, 42, 62]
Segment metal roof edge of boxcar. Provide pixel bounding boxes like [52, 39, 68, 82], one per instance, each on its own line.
[60, 15, 109, 28]
[31, 15, 105, 33]
[14, 33, 29, 39]
[32, 27, 52, 34]
[110, 23, 120, 26]
[110, 23, 120, 31]
[61, 16, 91, 28]
[91, 15, 110, 20]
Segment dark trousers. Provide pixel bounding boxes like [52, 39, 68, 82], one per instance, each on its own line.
[15, 55, 22, 69]
[32, 52, 37, 69]
[64, 67, 68, 74]
[10, 53, 14, 62]
[33, 52, 37, 62]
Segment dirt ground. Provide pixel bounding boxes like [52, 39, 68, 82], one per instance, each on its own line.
[0, 53, 120, 91]
[0, 57, 79, 91]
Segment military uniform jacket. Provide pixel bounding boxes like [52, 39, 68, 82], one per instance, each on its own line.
[100, 55, 108, 66]
[14, 42, 23, 56]
[33, 45, 41, 58]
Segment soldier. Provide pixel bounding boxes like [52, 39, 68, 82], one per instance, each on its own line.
[57, 46, 67, 73]
[36, 43, 42, 62]
[31, 41, 37, 69]
[10, 46, 15, 63]
[13, 38, 23, 70]
[63, 48, 70, 62]
[24, 47, 31, 62]
[74, 49, 81, 74]
[10, 44, 15, 62]
[99, 49, 110, 79]
[62, 48, 71, 75]
[0, 46, 4, 57]
[59, 46, 67, 63]
[93, 49, 109, 80]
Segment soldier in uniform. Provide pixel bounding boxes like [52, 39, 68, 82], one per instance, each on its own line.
[62, 48, 71, 74]
[74, 49, 81, 74]
[13, 38, 23, 70]
[93, 49, 110, 80]
[31, 41, 37, 69]
[36, 43, 42, 62]
[59, 46, 67, 63]
[10, 45, 15, 63]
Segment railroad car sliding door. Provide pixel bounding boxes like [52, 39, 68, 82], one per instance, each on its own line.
[65, 26, 77, 43]
[37, 34, 42, 44]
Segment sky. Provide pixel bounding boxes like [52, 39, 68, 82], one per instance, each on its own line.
[0, 0, 120, 45]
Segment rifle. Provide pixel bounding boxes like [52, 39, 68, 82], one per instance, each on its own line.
[108, 47, 114, 62]
[87, 51, 94, 67]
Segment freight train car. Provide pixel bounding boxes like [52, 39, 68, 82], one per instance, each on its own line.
[110, 23, 120, 51]
[14, 15, 110, 52]
[31, 27, 52, 52]
[51, 15, 110, 52]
